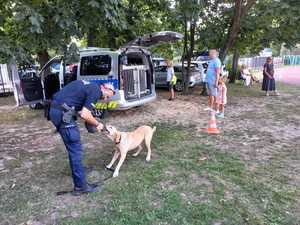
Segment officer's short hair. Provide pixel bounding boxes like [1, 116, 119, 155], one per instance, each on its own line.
[102, 83, 115, 95]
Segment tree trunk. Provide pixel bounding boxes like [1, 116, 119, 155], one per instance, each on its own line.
[220, 0, 256, 62]
[230, 48, 239, 83]
[87, 28, 96, 47]
[37, 49, 50, 68]
[185, 21, 196, 94]
[182, 18, 189, 94]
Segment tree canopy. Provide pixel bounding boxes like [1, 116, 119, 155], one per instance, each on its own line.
[0, 0, 299, 69]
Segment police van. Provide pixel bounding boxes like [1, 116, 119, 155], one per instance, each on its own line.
[13, 31, 183, 110]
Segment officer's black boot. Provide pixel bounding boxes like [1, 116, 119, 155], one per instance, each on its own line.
[72, 183, 100, 196]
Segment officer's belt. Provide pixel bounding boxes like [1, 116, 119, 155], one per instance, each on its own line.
[50, 101, 66, 111]
[51, 101, 78, 114]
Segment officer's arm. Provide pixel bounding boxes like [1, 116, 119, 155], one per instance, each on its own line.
[79, 107, 103, 130]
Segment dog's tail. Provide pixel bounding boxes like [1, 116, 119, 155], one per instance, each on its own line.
[152, 126, 157, 133]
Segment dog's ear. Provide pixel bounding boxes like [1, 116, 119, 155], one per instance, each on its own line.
[114, 130, 121, 143]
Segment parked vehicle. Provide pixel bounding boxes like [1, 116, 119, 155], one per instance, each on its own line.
[155, 64, 201, 91]
[0, 64, 14, 95]
[12, 31, 183, 110]
[152, 57, 166, 67]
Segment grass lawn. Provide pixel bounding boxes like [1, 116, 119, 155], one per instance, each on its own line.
[60, 124, 298, 225]
[0, 82, 299, 225]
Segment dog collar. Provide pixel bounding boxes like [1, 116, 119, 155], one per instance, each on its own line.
[115, 134, 121, 145]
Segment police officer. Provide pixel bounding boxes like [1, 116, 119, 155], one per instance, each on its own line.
[49, 80, 115, 195]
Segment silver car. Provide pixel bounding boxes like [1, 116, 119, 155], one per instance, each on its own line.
[155, 64, 201, 91]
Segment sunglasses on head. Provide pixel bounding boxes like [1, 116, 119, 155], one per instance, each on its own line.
[107, 88, 116, 95]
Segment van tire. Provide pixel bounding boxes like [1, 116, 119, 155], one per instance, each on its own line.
[174, 80, 184, 92]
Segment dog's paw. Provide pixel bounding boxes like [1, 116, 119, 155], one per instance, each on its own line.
[112, 172, 119, 178]
[132, 153, 138, 157]
[105, 165, 114, 172]
[146, 156, 151, 162]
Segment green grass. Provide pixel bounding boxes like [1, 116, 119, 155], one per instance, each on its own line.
[0, 96, 42, 123]
[227, 81, 299, 98]
[0, 94, 15, 106]
[227, 82, 262, 97]
[54, 124, 297, 225]
[0, 107, 42, 123]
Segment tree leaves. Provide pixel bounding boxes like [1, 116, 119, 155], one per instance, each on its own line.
[0, 0, 299, 65]
[87, 0, 101, 8]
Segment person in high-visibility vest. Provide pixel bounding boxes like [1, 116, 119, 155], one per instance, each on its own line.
[166, 59, 176, 101]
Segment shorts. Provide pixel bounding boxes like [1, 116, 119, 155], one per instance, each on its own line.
[207, 83, 218, 97]
[167, 81, 174, 91]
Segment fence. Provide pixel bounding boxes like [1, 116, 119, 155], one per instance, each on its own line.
[283, 55, 300, 65]
[239, 56, 283, 70]
[0, 64, 14, 95]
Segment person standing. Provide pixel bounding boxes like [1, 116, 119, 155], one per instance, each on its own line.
[204, 49, 221, 111]
[166, 59, 175, 101]
[49, 80, 115, 195]
[216, 76, 227, 119]
[262, 57, 279, 96]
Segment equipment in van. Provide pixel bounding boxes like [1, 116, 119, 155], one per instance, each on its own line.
[12, 31, 183, 111]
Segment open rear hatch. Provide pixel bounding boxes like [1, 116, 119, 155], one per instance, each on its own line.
[121, 31, 183, 49]
[120, 31, 183, 101]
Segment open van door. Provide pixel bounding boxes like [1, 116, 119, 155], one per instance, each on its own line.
[12, 64, 43, 106]
[121, 31, 183, 48]
[39, 56, 63, 100]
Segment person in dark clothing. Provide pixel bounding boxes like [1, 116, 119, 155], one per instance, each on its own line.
[262, 57, 279, 96]
[49, 80, 115, 195]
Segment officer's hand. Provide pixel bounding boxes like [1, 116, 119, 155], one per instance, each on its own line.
[96, 123, 104, 132]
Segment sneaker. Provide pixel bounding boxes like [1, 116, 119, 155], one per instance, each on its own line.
[274, 91, 280, 96]
[73, 183, 100, 196]
[204, 107, 212, 111]
[216, 113, 224, 119]
[265, 92, 269, 96]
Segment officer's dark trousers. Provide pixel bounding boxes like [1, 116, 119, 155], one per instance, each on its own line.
[49, 107, 86, 188]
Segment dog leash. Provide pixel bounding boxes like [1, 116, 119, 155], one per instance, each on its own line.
[56, 166, 114, 196]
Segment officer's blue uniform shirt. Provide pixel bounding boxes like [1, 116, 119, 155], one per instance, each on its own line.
[53, 80, 102, 111]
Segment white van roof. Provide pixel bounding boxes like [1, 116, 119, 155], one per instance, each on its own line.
[79, 47, 116, 57]
[79, 47, 111, 52]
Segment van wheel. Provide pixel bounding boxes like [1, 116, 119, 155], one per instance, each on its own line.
[29, 103, 44, 110]
[174, 81, 184, 92]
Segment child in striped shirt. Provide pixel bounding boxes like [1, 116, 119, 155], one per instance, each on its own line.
[216, 76, 227, 119]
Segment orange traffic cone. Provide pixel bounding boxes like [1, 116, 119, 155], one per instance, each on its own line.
[206, 111, 220, 134]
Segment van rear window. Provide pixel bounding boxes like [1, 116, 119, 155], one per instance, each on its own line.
[80, 55, 111, 76]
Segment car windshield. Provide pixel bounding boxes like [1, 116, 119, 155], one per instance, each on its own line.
[155, 66, 167, 72]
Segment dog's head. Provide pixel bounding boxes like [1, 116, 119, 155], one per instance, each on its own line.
[104, 124, 121, 143]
